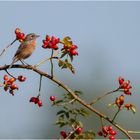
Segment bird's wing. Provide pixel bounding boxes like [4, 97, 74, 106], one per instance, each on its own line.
[9, 42, 29, 69]
[9, 56, 18, 68]
[14, 42, 28, 58]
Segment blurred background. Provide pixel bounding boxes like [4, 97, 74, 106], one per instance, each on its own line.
[0, 1, 140, 139]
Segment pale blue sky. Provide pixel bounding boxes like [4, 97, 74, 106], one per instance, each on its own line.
[0, 1, 140, 139]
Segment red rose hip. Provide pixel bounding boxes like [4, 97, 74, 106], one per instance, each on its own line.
[15, 28, 21, 34]
[4, 75, 9, 81]
[8, 78, 16, 84]
[30, 97, 37, 102]
[109, 130, 117, 136]
[50, 96, 56, 101]
[71, 45, 78, 50]
[76, 127, 82, 134]
[108, 126, 113, 131]
[70, 49, 78, 56]
[10, 84, 18, 90]
[60, 131, 67, 138]
[43, 40, 48, 45]
[109, 135, 115, 140]
[38, 100, 43, 107]
[18, 75, 26, 82]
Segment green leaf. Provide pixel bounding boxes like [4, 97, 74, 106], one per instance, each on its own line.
[130, 105, 136, 114]
[75, 120, 83, 128]
[69, 109, 79, 115]
[55, 121, 67, 128]
[63, 106, 69, 110]
[67, 63, 75, 74]
[69, 54, 73, 61]
[52, 99, 64, 106]
[55, 115, 65, 127]
[61, 36, 73, 47]
[125, 104, 136, 114]
[58, 59, 75, 74]
[65, 112, 70, 119]
[58, 60, 63, 67]
[65, 59, 75, 74]
[56, 110, 66, 115]
[76, 130, 95, 139]
[74, 90, 83, 96]
[58, 114, 64, 121]
[63, 93, 73, 100]
[58, 60, 67, 68]
[79, 108, 89, 117]
[60, 52, 67, 58]
[55, 121, 64, 125]
[69, 118, 76, 125]
[59, 122, 67, 128]
[62, 64, 68, 69]
[68, 118, 80, 128]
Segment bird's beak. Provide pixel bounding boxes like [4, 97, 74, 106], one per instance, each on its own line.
[36, 35, 40, 38]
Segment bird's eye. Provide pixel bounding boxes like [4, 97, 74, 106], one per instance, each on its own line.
[31, 35, 34, 38]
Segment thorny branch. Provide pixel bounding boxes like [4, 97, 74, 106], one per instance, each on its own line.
[0, 64, 134, 140]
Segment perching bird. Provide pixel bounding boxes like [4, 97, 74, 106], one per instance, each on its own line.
[9, 33, 39, 68]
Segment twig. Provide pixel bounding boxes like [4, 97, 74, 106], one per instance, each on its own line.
[38, 74, 42, 95]
[128, 131, 140, 134]
[5, 69, 16, 79]
[34, 50, 65, 67]
[0, 64, 133, 140]
[112, 109, 120, 122]
[89, 88, 120, 105]
[50, 49, 54, 77]
[56, 99, 76, 106]
[100, 117, 104, 128]
[66, 125, 78, 139]
[0, 39, 17, 57]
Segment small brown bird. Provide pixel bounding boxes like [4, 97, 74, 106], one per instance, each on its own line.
[9, 33, 39, 68]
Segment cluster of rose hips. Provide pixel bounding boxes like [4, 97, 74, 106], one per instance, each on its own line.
[15, 28, 25, 42]
[98, 126, 117, 140]
[3, 74, 26, 96]
[118, 76, 132, 95]
[60, 127, 83, 139]
[42, 35, 60, 50]
[29, 95, 55, 107]
[42, 35, 78, 56]
[115, 94, 124, 109]
[61, 44, 78, 56]
[30, 95, 42, 107]
[114, 94, 136, 113]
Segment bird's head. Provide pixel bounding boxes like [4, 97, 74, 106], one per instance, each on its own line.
[24, 33, 40, 41]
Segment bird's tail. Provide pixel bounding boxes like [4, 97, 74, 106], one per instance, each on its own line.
[9, 57, 18, 69]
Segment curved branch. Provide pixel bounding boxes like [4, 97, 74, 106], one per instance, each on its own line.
[0, 64, 133, 140]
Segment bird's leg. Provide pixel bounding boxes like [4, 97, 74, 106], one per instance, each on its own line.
[20, 59, 25, 65]
[20, 60, 31, 66]
[20, 60, 32, 69]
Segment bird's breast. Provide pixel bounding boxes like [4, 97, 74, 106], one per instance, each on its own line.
[29, 40, 36, 47]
